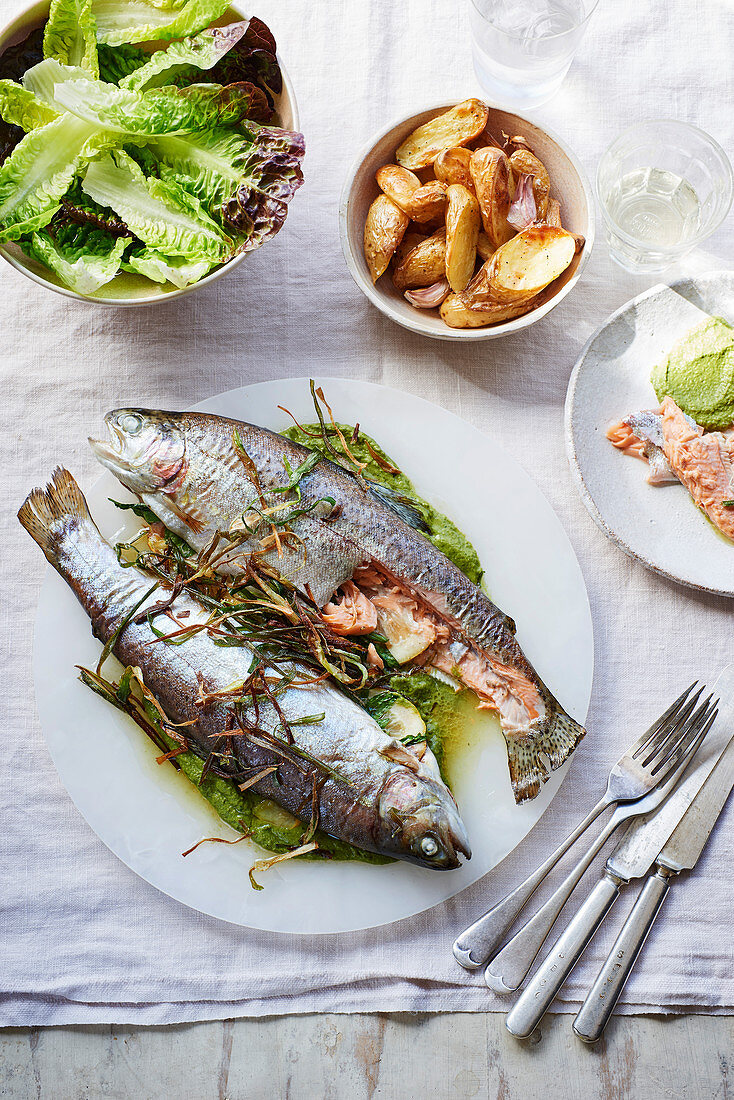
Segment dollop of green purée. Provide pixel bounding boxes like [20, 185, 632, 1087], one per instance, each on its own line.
[651, 316, 734, 430]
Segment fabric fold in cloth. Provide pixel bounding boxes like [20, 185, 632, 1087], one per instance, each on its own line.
[1, 0, 733, 1027]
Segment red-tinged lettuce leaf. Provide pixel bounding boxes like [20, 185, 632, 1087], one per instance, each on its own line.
[0, 27, 45, 163]
[220, 125, 304, 253]
[53, 178, 133, 237]
[55, 76, 271, 134]
[0, 27, 45, 82]
[242, 16, 276, 56]
[148, 121, 304, 252]
[120, 22, 250, 93]
[172, 16, 282, 117]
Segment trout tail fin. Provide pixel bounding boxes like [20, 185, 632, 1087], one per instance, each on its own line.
[18, 467, 94, 566]
[505, 708, 586, 804]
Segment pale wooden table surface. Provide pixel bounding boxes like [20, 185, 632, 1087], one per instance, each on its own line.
[1, 1013, 731, 1098]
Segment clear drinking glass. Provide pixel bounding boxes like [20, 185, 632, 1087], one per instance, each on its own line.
[597, 120, 733, 274]
[469, 0, 599, 109]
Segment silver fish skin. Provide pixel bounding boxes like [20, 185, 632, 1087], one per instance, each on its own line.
[18, 469, 471, 870]
[624, 411, 678, 485]
[90, 409, 586, 804]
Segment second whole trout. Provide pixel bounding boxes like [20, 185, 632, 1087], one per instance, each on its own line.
[91, 407, 586, 803]
[19, 469, 470, 869]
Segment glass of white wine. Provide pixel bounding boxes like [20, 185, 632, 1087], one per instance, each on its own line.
[597, 120, 732, 274]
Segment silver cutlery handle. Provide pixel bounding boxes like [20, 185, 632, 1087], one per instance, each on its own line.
[573, 868, 672, 1043]
[453, 797, 608, 970]
[505, 872, 622, 1039]
[485, 816, 617, 993]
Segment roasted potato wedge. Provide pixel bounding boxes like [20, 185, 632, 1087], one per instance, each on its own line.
[376, 166, 447, 223]
[396, 99, 490, 170]
[376, 164, 421, 213]
[476, 231, 494, 262]
[470, 147, 515, 249]
[364, 194, 409, 283]
[392, 228, 446, 290]
[489, 225, 576, 299]
[393, 231, 425, 269]
[434, 146, 474, 190]
[461, 257, 530, 309]
[544, 197, 562, 228]
[440, 291, 539, 328]
[408, 180, 448, 223]
[445, 184, 480, 293]
[509, 149, 550, 219]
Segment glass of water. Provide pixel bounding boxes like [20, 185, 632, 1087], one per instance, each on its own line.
[597, 120, 733, 274]
[469, 0, 598, 109]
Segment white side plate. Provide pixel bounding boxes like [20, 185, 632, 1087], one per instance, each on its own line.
[34, 378, 593, 933]
[566, 272, 734, 597]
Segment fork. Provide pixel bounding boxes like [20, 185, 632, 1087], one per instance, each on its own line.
[453, 682, 704, 974]
[484, 692, 716, 994]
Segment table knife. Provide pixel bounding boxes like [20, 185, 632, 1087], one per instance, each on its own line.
[573, 730, 734, 1042]
[504, 665, 734, 1040]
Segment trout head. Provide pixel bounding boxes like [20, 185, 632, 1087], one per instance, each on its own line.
[379, 772, 471, 870]
[90, 410, 187, 496]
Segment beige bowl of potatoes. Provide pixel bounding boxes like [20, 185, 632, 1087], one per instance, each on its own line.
[339, 100, 594, 341]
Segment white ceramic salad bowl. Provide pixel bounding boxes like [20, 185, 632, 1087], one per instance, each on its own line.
[0, 0, 300, 305]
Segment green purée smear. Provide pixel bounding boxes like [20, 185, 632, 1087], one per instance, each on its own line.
[130, 422, 479, 867]
[651, 316, 734, 430]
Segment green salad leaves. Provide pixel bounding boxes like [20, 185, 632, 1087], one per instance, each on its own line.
[0, 0, 303, 294]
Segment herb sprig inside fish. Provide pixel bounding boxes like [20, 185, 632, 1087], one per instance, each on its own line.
[18, 469, 471, 869]
[90, 401, 586, 803]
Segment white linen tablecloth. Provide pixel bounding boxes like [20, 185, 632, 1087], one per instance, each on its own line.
[1, 0, 733, 1026]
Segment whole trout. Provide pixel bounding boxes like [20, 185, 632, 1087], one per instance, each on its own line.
[91, 408, 586, 802]
[19, 469, 471, 869]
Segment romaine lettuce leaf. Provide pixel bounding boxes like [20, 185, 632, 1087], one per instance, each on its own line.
[54, 77, 269, 135]
[22, 58, 95, 113]
[97, 42, 148, 85]
[54, 176, 133, 234]
[43, 0, 99, 77]
[151, 123, 304, 252]
[124, 246, 213, 287]
[0, 114, 115, 241]
[82, 149, 230, 260]
[0, 80, 59, 131]
[92, 0, 231, 46]
[120, 22, 249, 91]
[27, 223, 128, 294]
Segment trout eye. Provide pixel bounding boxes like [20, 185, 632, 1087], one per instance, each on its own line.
[121, 413, 143, 436]
[420, 835, 440, 858]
